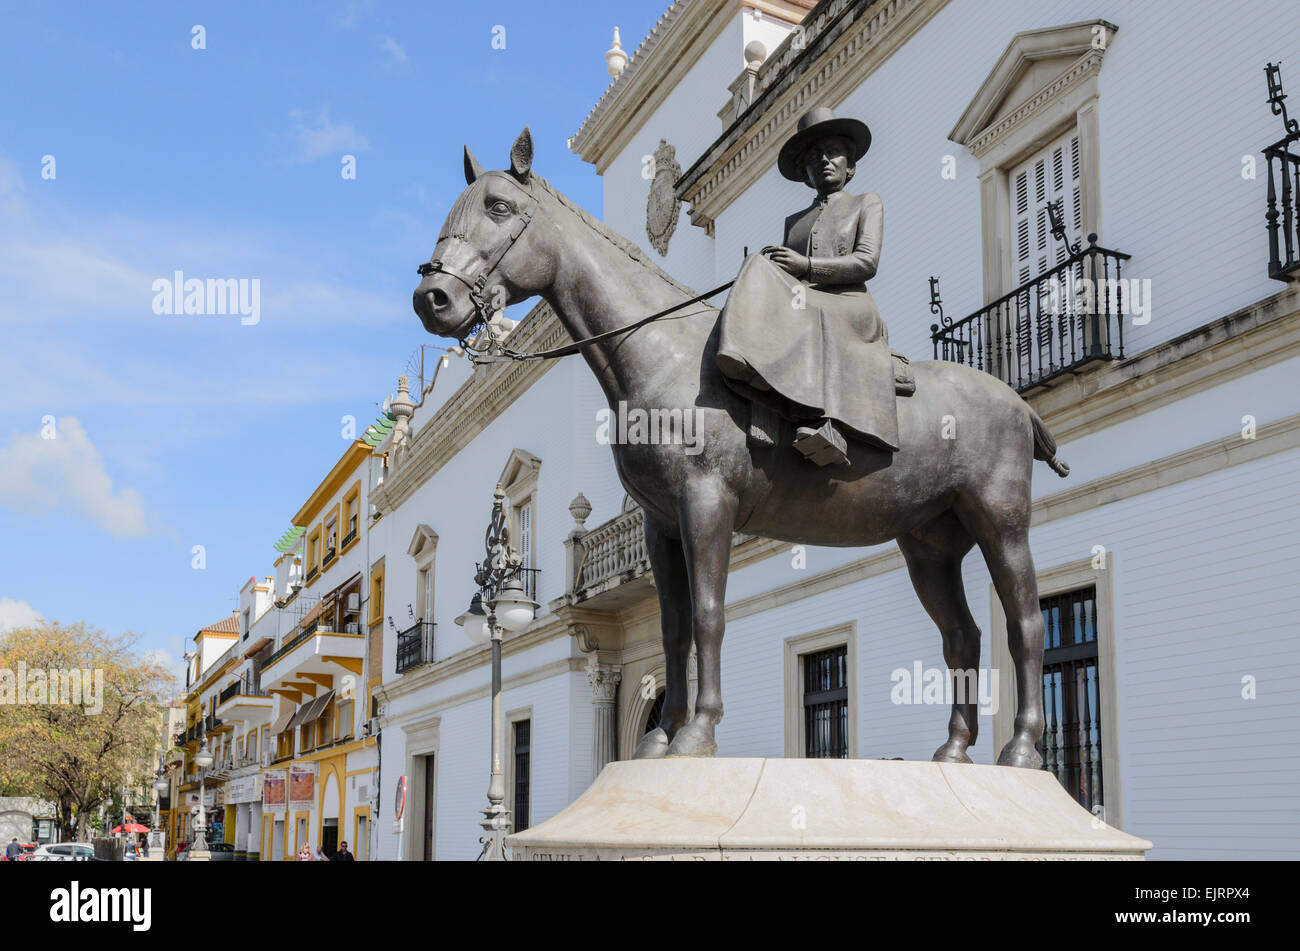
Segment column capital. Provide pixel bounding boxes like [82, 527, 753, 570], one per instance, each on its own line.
[586, 658, 622, 703]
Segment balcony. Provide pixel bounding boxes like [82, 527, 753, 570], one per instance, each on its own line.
[573, 506, 649, 601]
[260, 624, 365, 695]
[931, 235, 1131, 393]
[395, 621, 436, 673]
[216, 674, 274, 727]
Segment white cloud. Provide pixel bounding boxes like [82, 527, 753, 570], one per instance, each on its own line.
[140, 646, 186, 685]
[0, 416, 155, 538]
[286, 108, 370, 164]
[379, 36, 408, 66]
[0, 597, 43, 632]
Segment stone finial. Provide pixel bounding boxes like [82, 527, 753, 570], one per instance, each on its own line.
[744, 40, 766, 69]
[391, 375, 415, 422]
[605, 26, 628, 77]
[569, 492, 592, 531]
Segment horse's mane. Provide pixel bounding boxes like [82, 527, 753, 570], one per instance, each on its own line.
[530, 173, 694, 296]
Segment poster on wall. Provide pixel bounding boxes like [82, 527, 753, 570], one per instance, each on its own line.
[288, 763, 317, 807]
[263, 770, 286, 814]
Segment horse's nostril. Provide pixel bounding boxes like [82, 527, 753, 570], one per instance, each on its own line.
[429, 288, 450, 310]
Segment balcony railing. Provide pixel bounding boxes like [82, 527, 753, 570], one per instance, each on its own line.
[305, 566, 319, 583]
[395, 621, 436, 673]
[575, 506, 647, 592]
[219, 673, 268, 704]
[931, 235, 1131, 392]
[1264, 62, 1300, 281]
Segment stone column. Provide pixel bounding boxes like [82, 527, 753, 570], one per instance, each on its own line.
[586, 659, 622, 778]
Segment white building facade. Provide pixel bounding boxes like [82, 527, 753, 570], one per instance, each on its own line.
[368, 0, 1300, 860]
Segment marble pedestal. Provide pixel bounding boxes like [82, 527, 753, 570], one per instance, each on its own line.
[506, 758, 1151, 860]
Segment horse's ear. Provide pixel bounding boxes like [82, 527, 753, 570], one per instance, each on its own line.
[464, 145, 486, 184]
[509, 127, 533, 181]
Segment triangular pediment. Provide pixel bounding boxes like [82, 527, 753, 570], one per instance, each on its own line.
[497, 448, 541, 492]
[407, 524, 438, 559]
[950, 19, 1117, 146]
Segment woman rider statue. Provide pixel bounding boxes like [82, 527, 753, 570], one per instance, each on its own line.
[716, 106, 900, 466]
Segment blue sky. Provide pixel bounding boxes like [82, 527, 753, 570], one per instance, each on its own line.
[0, 0, 664, 670]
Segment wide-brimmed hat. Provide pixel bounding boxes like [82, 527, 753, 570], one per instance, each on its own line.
[777, 106, 871, 182]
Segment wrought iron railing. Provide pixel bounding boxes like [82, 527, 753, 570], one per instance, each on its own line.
[395, 621, 436, 673]
[305, 566, 319, 583]
[219, 673, 268, 704]
[1264, 62, 1300, 281]
[931, 235, 1130, 392]
[575, 506, 648, 592]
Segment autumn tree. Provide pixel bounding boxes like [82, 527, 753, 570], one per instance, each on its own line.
[0, 621, 175, 840]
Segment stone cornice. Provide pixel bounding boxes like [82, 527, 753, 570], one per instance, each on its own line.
[369, 302, 570, 515]
[570, 1, 815, 174]
[570, 0, 732, 174]
[677, 0, 950, 229]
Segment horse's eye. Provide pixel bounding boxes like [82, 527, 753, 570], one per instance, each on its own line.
[490, 200, 511, 215]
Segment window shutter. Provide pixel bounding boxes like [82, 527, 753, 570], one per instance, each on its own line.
[519, 502, 533, 568]
[1009, 129, 1082, 283]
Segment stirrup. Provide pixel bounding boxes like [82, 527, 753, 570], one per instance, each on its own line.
[794, 421, 849, 466]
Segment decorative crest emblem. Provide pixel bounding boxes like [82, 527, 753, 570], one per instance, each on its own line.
[645, 139, 682, 256]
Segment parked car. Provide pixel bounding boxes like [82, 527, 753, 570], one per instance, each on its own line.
[29, 842, 96, 861]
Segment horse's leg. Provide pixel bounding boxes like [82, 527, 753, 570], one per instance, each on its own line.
[978, 528, 1046, 769]
[664, 483, 736, 758]
[631, 519, 692, 759]
[898, 526, 980, 764]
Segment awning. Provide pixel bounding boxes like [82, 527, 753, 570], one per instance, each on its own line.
[287, 689, 335, 730]
[241, 635, 272, 658]
[269, 710, 293, 735]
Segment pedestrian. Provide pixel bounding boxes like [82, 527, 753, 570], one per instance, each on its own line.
[140, 833, 149, 859]
[314, 845, 328, 861]
[5, 838, 20, 861]
[330, 841, 355, 862]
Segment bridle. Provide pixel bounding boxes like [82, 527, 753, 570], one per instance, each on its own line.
[416, 173, 734, 364]
[416, 174, 537, 352]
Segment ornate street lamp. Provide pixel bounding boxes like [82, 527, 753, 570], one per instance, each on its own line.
[192, 729, 213, 855]
[455, 485, 538, 861]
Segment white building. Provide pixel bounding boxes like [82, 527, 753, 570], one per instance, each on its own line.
[369, 0, 1300, 860]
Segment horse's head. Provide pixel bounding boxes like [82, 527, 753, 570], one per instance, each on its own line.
[413, 127, 556, 342]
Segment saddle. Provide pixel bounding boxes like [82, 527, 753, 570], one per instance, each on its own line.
[747, 349, 913, 449]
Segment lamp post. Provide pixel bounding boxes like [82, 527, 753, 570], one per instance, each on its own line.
[151, 758, 168, 853]
[192, 729, 213, 859]
[455, 485, 538, 861]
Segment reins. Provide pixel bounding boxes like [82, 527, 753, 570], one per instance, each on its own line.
[490, 279, 735, 363]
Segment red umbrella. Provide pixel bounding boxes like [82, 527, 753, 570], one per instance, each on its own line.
[111, 823, 150, 834]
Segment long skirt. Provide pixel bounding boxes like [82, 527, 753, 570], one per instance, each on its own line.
[716, 253, 900, 452]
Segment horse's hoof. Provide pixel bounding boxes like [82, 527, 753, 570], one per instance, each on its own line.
[665, 721, 717, 758]
[631, 727, 670, 760]
[996, 738, 1043, 769]
[932, 742, 973, 764]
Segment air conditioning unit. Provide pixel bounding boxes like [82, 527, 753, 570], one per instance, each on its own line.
[347, 592, 360, 611]
[364, 717, 380, 736]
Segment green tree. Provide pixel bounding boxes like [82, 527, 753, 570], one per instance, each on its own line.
[0, 621, 175, 840]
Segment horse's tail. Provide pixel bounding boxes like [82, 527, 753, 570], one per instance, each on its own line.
[1029, 408, 1070, 477]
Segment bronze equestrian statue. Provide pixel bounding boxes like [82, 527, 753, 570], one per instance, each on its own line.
[413, 116, 1070, 770]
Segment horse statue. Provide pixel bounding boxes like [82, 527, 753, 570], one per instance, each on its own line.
[413, 128, 1070, 769]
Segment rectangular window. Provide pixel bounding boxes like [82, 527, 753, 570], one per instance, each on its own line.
[1040, 586, 1103, 814]
[336, 698, 353, 740]
[306, 528, 321, 583]
[341, 482, 361, 551]
[368, 566, 385, 628]
[323, 512, 338, 565]
[511, 719, 531, 832]
[802, 646, 849, 759]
